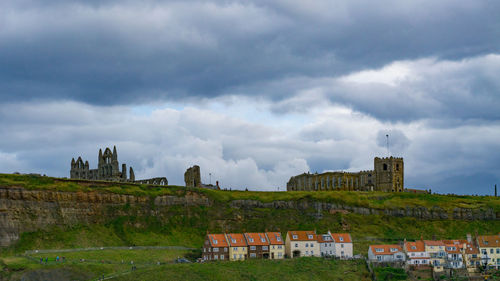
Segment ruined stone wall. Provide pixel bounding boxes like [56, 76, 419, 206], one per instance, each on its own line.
[184, 165, 201, 188]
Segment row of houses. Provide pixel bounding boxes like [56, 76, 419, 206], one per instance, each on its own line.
[203, 230, 353, 261]
[368, 233, 500, 272]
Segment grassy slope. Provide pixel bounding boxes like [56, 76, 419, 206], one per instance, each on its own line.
[118, 258, 371, 281]
[1, 173, 499, 212]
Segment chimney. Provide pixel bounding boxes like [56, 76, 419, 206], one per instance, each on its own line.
[467, 233, 472, 243]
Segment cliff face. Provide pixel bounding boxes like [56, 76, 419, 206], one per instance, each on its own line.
[0, 186, 497, 247]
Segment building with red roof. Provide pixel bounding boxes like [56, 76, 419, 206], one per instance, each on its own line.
[403, 240, 430, 266]
[225, 233, 248, 261]
[203, 233, 229, 261]
[265, 232, 285, 259]
[285, 230, 320, 258]
[331, 232, 353, 259]
[244, 233, 270, 259]
[368, 244, 406, 263]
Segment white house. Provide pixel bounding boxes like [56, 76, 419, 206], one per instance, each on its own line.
[443, 240, 465, 269]
[368, 244, 406, 263]
[317, 232, 335, 257]
[331, 233, 353, 259]
[285, 230, 320, 258]
[403, 240, 430, 266]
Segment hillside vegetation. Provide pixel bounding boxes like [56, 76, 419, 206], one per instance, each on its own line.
[1, 173, 499, 212]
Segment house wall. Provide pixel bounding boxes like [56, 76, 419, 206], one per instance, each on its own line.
[288, 240, 320, 258]
[479, 247, 500, 268]
[320, 242, 335, 257]
[229, 246, 247, 261]
[334, 242, 353, 258]
[269, 244, 285, 259]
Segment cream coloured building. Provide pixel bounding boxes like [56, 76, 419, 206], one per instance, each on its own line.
[331, 233, 353, 259]
[266, 232, 285, 259]
[225, 233, 248, 261]
[285, 230, 320, 258]
[477, 234, 500, 269]
[424, 240, 446, 272]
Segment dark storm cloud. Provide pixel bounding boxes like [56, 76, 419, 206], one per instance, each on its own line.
[1, 0, 499, 112]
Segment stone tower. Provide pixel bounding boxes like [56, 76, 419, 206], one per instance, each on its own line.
[184, 165, 201, 188]
[374, 157, 404, 192]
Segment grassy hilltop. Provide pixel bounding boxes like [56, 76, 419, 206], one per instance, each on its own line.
[1, 173, 500, 280]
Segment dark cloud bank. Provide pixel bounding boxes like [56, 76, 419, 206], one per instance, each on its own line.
[0, 0, 499, 194]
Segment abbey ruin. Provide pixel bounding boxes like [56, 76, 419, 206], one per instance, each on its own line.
[287, 157, 404, 192]
[70, 146, 167, 185]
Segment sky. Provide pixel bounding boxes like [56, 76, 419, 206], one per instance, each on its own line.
[1, 0, 499, 194]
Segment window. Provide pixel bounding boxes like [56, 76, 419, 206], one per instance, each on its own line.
[308, 235, 313, 239]
[306, 251, 309, 255]
[390, 248, 398, 252]
[263, 246, 268, 250]
[311, 250, 314, 255]
[306, 243, 309, 247]
[341, 244, 344, 248]
[249, 238, 254, 242]
[411, 246, 416, 250]
[239, 254, 242, 259]
[231, 239, 236, 243]
[204, 248, 206, 252]
[250, 253, 256, 258]
[491, 249, 494, 254]
[375, 248, 383, 253]
[224, 247, 228, 252]
[293, 235, 298, 239]
[497, 249, 500, 254]
[233, 254, 236, 259]
[261, 238, 266, 243]
[214, 255, 218, 260]
[234, 247, 237, 251]
[213, 248, 219, 252]
[278, 253, 283, 257]
[213, 239, 218, 245]
[272, 245, 275, 249]
[278, 245, 282, 249]
[377, 256, 382, 261]
[396, 164, 399, 171]
[208, 248, 211, 252]
[295, 243, 298, 248]
[339, 237, 344, 242]
[277, 236, 281, 242]
[250, 246, 256, 250]
[220, 255, 224, 260]
[383, 163, 388, 170]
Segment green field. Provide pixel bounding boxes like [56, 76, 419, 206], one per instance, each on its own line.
[1, 173, 500, 280]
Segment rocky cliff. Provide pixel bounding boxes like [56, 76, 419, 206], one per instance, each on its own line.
[0, 186, 498, 247]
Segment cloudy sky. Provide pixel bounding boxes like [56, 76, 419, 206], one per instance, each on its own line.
[1, 0, 499, 194]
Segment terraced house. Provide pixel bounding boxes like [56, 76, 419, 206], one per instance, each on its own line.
[424, 240, 447, 272]
[203, 233, 229, 261]
[477, 234, 500, 269]
[317, 232, 335, 257]
[443, 240, 466, 269]
[265, 232, 285, 259]
[245, 233, 270, 259]
[331, 233, 353, 259]
[285, 230, 320, 258]
[226, 233, 247, 261]
[463, 242, 481, 273]
[403, 240, 429, 266]
[368, 245, 405, 263]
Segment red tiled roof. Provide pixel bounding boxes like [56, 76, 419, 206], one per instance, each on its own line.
[369, 244, 403, 255]
[207, 234, 228, 247]
[331, 233, 352, 243]
[424, 240, 445, 247]
[317, 233, 334, 243]
[244, 233, 269, 246]
[405, 241, 425, 252]
[477, 234, 500, 248]
[266, 232, 284, 245]
[287, 231, 316, 241]
[464, 242, 479, 255]
[226, 233, 247, 247]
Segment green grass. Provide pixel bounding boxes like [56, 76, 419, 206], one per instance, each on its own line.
[1, 173, 499, 213]
[374, 267, 408, 281]
[118, 257, 371, 281]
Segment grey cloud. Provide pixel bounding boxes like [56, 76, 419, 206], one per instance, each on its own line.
[0, 0, 499, 110]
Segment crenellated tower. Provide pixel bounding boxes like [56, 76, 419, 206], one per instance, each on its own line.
[374, 156, 404, 192]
